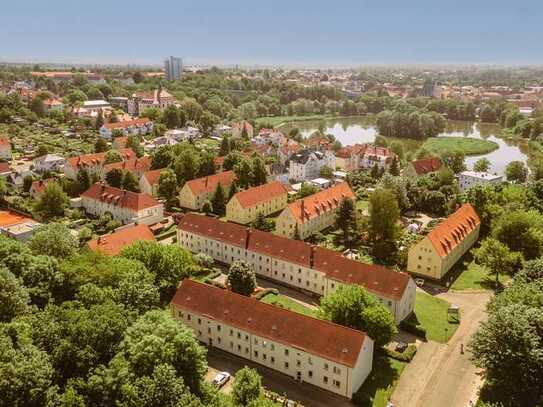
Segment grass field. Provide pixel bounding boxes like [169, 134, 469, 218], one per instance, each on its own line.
[420, 136, 499, 156]
[255, 114, 338, 127]
[451, 260, 509, 291]
[406, 291, 459, 343]
[353, 354, 407, 407]
[260, 292, 317, 317]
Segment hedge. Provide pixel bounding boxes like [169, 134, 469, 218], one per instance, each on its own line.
[382, 344, 418, 362]
[400, 320, 427, 339]
[254, 288, 279, 300]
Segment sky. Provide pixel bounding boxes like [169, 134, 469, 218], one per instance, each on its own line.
[1, 0, 542, 66]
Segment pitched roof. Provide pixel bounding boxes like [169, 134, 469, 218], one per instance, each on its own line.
[178, 213, 247, 248]
[87, 224, 156, 256]
[0, 137, 10, 148]
[232, 181, 287, 209]
[247, 229, 313, 267]
[30, 178, 55, 195]
[287, 182, 355, 224]
[410, 157, 442, 175]
[172, 279, 367, 368]
[142, 168, 165, 186]
[104, 118, 151, 130]
[0, 211, 33, 228]
[81, 182, 161, 212]
[103, 156, 152, 174]
[313, 247, 411, 300]
[184, 171, 236, 196]
[67, 148, 134, 170]
[427, 204, 480, 258]
[0, 162, 10, 174]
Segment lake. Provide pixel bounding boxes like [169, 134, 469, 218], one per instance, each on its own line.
[279, 116, 529, 175]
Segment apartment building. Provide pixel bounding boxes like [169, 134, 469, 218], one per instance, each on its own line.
[33, 154, 65, 173]
[335, 144, 394, 171]
[139, 168, 164, 196]
[458, 171, 503, 192]
[64, 149, 135, 180]
[407, 204, 481, 280]
[275, 182, 355, 239]
[177, 213, 415, 323]
[178, 171, 236, 210]
[102, 156, 152, 180]
[171, 279, 374, 398]
[288, 149, 336, 182]
[87, 224, 156, 256]
[99, 118, 153, 140]
[226, 181, 288, 225]
[80, 183, 164, 225]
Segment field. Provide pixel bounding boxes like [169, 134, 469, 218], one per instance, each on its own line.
[406, 292, 459, 343]
[420, 136, 499, 156]
[451, 260, 510, 291]
[259, 292, 317, 317]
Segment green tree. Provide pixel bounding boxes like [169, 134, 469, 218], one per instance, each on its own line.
[202, 200, 213, 215]
[29, 223, 78, 259]
[369, 189, 400, 242]
[33, 182, 68, 220]
[219, 136, 231, 156]
[438, 166, 455, 186]
[441, 149, 466, 173]
[319, 285, 397, 347]
[319, 165, 334, 179]
[251, 156, 268, 186]
[232, 367, 262, 406]
[234, 159, 253, 189]
[162, 105, 180, 129]
[94, 137, 109, 153]
[151, 146, 174, 169]
[126, 135, 144, 158]
[211, 183, 226, 216]
[493, 210, 543, 259]
[121, 170, 139, 192]
[174, 150, 199, 184]
[104, 149, 123, 164]
[474, 158, 491, 172]
[0, 267, 30, 321]
[334, 198, 358, 248]
[298, 182, 319, 198]
[389, 156, 400, 176]
[227, 181, 239, 201]
[37, 144, 49, 157]
[227, 261, 256, 296]
[95, 111, 104, 130]
[223, 151, 244, 171]
[198, 152, 216, 177]
[474, 238, 523, 287]
[157, 169, 178, 201]
[105, 168, 124, 188]
[505, 161, 528, 183]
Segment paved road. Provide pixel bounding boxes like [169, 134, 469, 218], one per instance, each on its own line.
[391, 290, 491, 407]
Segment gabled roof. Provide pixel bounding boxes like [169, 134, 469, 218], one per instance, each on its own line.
[172, 279, 367, 368]
[184, 171, 236, 196]
[103, 156, 152, 174]
[287, 182, 355, 224]
[0, 211, 33, 228]
[67, 148, 134, 170]
[410, 157, 442, 175]
[232, 181, 287, 209]
[81, 182, 161, 212]
[30, 178, 55, 195]
[142, 168, 165, 186]
[87, 224, 156, 256]
[178, 212, 247, 248]
[103, 118, 151, 130]
[427, 204, 481, 258]
[247, 229, 312, 267]
[0, 137, 10, 148]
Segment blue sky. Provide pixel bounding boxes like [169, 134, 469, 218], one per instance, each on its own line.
[1, 0, 541, 66]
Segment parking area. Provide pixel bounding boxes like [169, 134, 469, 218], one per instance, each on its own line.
[205, 365, 233, 395]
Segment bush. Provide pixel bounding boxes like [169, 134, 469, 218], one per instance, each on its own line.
[400, 320, 427, 339]
[382, 344, 418, 362]
[203, 270, 222, 283]
[254, 288, 279, 300]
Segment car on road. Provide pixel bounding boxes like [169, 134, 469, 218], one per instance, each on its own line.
[212, 371, 231, 388]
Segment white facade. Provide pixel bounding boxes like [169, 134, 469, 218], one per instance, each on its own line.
[34, 154, 65, 173]
[289, 150, 336, 182]
[458, 171, 503, 192]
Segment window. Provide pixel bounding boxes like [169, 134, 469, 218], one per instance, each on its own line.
[284, 362, 289, 369]
[254, 350, 259, 358]
[237, 332, 241, 339]
[217, 325, 221, 331]
[308, 371, 313, 378]
[263, 354, 267, 361]
[333, 380, 340, 388]
[284, 349, 289, 356]
[323, 376, 328, 384]
[198, 318, 201, 325]
[187, 314, 191, 321]
[296, 360, 301, 367]
[230, 329, 233, 336]
[324, 363, 329, 371]
[271, 357, 275, 364]
[270, 344, 275, 351]
[333, 366, 341, 375]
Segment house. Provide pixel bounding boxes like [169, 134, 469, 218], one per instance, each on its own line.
[112, 137, 128, 150]
[79, 182, 164, 225]
[127, 88, 177, 115]
[226, 181, 288, 225]
[404, 157, 442, 178]
[305, 133, 332, 152]
[407, 204, 481, 280]
[177, 213, 415, 323]
[42, 98, 64, 113]
[275, 182, 355, 239]
[0, 162, 10, 178]
[87, 224, 156, 256]
[64, 149, 134, 180]
[288, 149, 336, 182]
[0, 137, 11, 160]
[139, 168, 165, 196]
[0, 210, 41, 241]
[34, 154, 65, 173]
[278, 140, 303, 165]
[172, 279, 373, 398]
[99, 118, 153, 140]
[458, 171, 503, 192]
[178, 171, 236, 210]
[231, 121, 254, 139]
[102, 156, 152, 180]
[29, 178, 55, 199]
[335, 144, 394, 172]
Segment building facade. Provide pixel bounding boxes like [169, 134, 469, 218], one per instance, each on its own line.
[127, 89, 177, 116]
[64, 149, 135, 180]
[335, 144, 394, 172]
[288, 149, 336, 182]
[165, 56, 183, 81]
[99, 118, 153, 140]
[139, 168, 164, 196]
[178, 171, 236, 210]
[458, 171, 503, 192]
[171, 279, 373, 398]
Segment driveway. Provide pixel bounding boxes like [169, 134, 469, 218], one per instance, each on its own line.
[391, 290, 491, 407]
[205, 365, 233, 395]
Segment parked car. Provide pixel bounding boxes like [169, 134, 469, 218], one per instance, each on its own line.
[395, 342, 408, 353]
[212, 371, 231, 388]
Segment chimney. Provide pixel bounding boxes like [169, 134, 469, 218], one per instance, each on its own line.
[97, 236, 102, 244]
[245, 228, 251, 250]
[310, 244, 316, 268]
[100, 183, 106, 193]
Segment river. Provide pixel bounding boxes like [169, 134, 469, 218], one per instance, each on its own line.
[279, 116, 530, 175]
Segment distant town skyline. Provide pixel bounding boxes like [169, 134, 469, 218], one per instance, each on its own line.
[1, 0, 542, 66]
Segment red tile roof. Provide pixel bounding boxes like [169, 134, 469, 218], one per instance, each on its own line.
[172, 279, 367, 367]
[178, 213, 248, 248]
[184, 171, 236, 196]
[142, 168, 165, 186]
[247, 229, 313, 267]
[427, 204, 481, 259]
[0, 137, 10, 147]
[0, 162, 10, 174]
[30, 178, 55, 195]
[104, 118, 151, 130]
[288, 182, 355, 223]
[103, 156, 152, 174]
[67, 148, 134, 170]
[411, 157, 442, 176]
[87, 224, 156, 256]
[0, 211, 33, 228]
[81, 182, 161, 212]
[232, 181, 287, 209]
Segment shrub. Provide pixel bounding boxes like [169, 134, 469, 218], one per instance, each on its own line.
[382, 344, 418, 362]
[400, 320, 427, 339]
[254, 288, 279, 300]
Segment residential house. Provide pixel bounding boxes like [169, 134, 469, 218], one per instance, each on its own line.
[404, 157, 442, 178]
[0, 210, 41, 241]
[139, 168, 165, 196]
[127, 88, 177, 116]
[231, 121, 254, 139]
[42, 98, 64, 113]
[275, 182, 355, 239]
[34, 154, 65, 173]
[99, 118, 153, 140]
[0, 137, 11, 160]
[79, 183, 164, 225]
[458, 171, 503, 192]
[226, 181, 288, 225]
[335, 144, 394, 172]
[177, 213, 415, 323]
[288, 149, 336, 182]
[407, 204, 480, 280]
[87, 224, 156, 256]
[64, 149, 134, 180]
[29, 178, 55, 199]
[178, 171, 236, 210]
[102, 156, 152, 180]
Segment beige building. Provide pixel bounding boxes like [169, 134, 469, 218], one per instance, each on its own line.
[177, 213, 415, 323]
[139, 168, 164, 196]
[407, 204, 480, 280]
[64, 149, 135, 180]
[179, 170, 236, 210]
[403, 157, 442, 179]
[80, 182, 164, 225]
[171, 279, 374, 398]
[226, 181, 288, 225]
[0, 137, 11, 161]
[275, 182, 355, 239]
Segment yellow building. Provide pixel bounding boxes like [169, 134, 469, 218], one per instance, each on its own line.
[226, 181, 288, 225]
[178, 170, 236, 210]
[275, 182, 355, 239]
[407, 204, 480, 280]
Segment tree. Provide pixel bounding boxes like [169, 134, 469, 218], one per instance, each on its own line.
[390, 141, 404, 160]
[76, 167, 91, 193]
[492, 210, 543, 260]
[0, 177, 6, 201]
[335, 198, 358, 248]
[33, 182, 68, 219]
[0, 267, 30, 321]
[441, 149, 466, 173]
[162, 105, 180, 129]
[437, 166, 455, 186]
[121, 170, 139, 192]
[157, 169, 178, 201]
[152, 146, 174, 169]
[298, 182, 319, 198]
[234, 159, 253, 189]
[105, 168, 124, 188]
[211, 183, 226, 216]
[319, 165, 334, 179]
[104, 149, 123, 164]
[219, 136, 231, 156]
[369, 189, 399, 242]
[232, 367, 262, 406]
[474, 238, 523, 287]
[520, 258, 543, 282]
[95, 111, 104, 130]
[474, 158, 491, 173]
[37, 144, 49, 157]
[29, 223, 78, 259]
[94, 137, 109, 153]
[174, 150, 199, 184]
[319, 285, 397, 347]
[223, 151, 244, 171]
[227, 261, 256, 296]
[505, 161, 528, 183]
[202, 200, 213, 215]
[251, 156, 268, 186]
[227, 181, 239, 201]
[198, 152, 216, 177]
[389, 156, 400, 176]
[132, 71, 144, 83]
[126, 135, 144, 158]
[370, 163, 381, 179]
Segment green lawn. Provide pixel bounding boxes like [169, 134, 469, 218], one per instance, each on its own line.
[260, 293, 317, 317]
[353, 354, 406, 407]
[406, 292, 459, 343]
[451, 261, 510, 291]
[420, 136, 499, 156]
